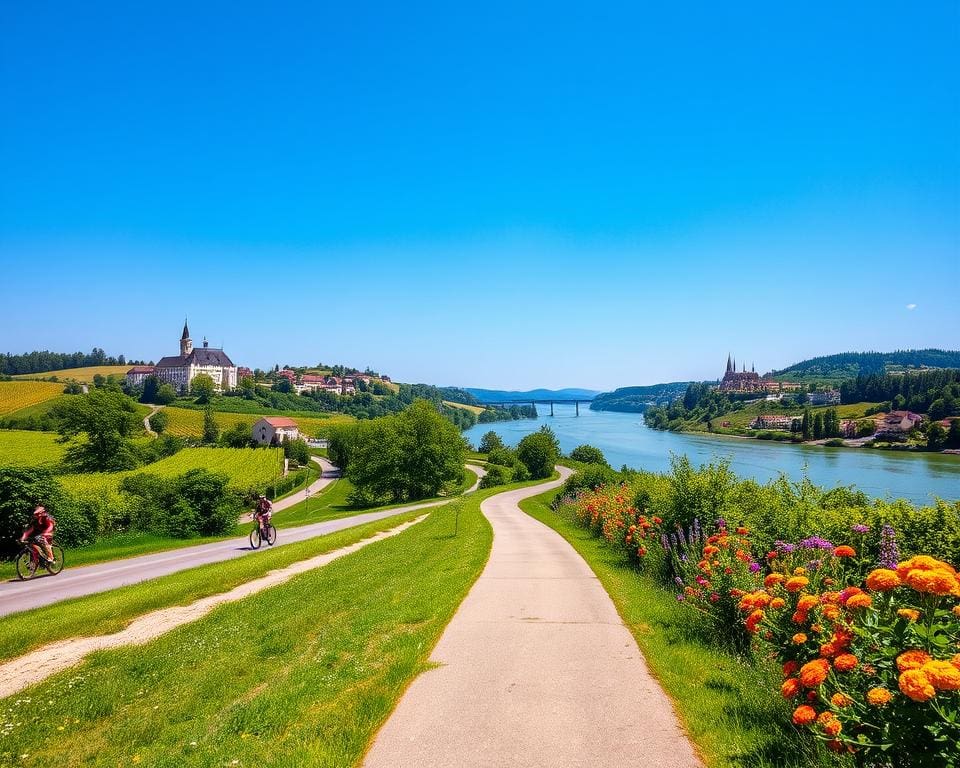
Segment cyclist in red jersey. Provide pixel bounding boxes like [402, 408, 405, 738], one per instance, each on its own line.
[20, 506, 56, 563]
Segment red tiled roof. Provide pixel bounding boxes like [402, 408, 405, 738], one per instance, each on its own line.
[260, 417, 298, 427]
[127, 366, 155, 374]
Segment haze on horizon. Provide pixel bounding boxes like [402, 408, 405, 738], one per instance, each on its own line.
[1, 3, 957, 391]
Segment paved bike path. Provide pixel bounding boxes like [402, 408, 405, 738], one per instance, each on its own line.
[0, 464, 484, 617]
[364, 466, 701, 768]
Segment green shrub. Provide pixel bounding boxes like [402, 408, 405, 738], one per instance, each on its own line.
[479, 464, 511, 488]
[0, 467, 93, 557]
[568, 444, 609, 466]
[516, 426, 560, 479]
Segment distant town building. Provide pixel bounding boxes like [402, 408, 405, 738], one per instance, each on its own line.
[807, 390, 841, 406]
[276, 369, 297, 384]
[153, 320, 238, 394]
[125, 365, 156, 388]
[717, 355, 800, 393]
[750, 414, 801, 431]
[252, 416, 300, 445]
[237, 366, 254, 381]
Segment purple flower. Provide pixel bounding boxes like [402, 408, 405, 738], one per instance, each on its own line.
[715, 517, 727, 530]
[774, 540, 796, 554]
[674, 576, 684, 587]
[879, 524, 899, 570]
[678, 526, 688, 548]
[670, 532, 680, 550]
[676, 593, 685, 602]
[800, 535, 834, 551]
[806, 559, 822, 571]
[661, 533, 670, 551]
[851, 523, 870, 534]
[749, 562, 761, 573]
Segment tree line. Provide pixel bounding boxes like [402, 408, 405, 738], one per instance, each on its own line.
[839, 369, 960, 418]
[0, 348, 134, 375]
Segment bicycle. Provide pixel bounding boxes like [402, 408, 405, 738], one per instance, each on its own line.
[16, 537, 64, 580]
[249, 519, 277, 549]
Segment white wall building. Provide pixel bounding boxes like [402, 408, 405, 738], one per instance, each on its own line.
[154, 321, 238, 394]
[252, 417, 301, 445]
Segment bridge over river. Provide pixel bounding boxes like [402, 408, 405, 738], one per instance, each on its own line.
[476, 399, 592, 416]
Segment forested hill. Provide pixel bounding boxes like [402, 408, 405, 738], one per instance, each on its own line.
[590, 382, 692, 413]
[1, 349, 129, 375]
[771, 349, 960, 382]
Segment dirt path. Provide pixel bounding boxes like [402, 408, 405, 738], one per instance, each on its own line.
[364, 467, 702, 768]
[0, 515, 428, 700]
[143, 404, 162, 436]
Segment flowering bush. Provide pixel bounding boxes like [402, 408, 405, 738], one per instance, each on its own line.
[668, 520, 763, 653]
[745, 532, 960, 767]
[569, 484, 664, 571]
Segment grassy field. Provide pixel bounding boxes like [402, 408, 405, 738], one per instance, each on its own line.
[12, 365, 131, 383]
[520, 490, 830, 768]
[689, 400, 880, 433]
[0, 381, 65, 416]
[59, 447, 284, 496]
[443, 399, 484, 415]
[162, 406, 353, 439]
[0, 488, 505, 766]
[0, 430, 66, 468]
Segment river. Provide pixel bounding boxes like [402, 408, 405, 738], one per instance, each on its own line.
[462, 407, 960, 505]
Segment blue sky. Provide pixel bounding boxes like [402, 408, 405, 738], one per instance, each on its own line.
[1, 2, 957, 390]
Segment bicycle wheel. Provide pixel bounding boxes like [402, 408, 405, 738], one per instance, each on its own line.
[15, 550, 38, 580]
[249, 527, 262, 549]
[45, 545, 65, 575]
[265, 524, 277, 546]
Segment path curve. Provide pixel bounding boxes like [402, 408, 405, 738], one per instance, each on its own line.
[0, 462, 486, 617]
[143, 404, 163, 436]
[364, 466, 702, 768]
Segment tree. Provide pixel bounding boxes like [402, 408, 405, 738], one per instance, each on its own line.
[478, 431, 505, 454]
[239, 377, 256, 399]
[202, 406, 220, 444]
[140, 375, 160, 404]
[149, 410, 168, 434]
[801, 409, 811, 440]
[0, 467, 88, 557]
[155, 383, 178, 405]
[812, 413, 824, 440]
[517, 426, 560, 479]
[221, 421, 253, 448]
[191, 374, 216, 404]
[273, 377, 293, 394]
[948, 419, 960, 449]
[926, 422, 947, 451]
[55, 389, 141, 471]
[569, 444, 609, 466]
[283, 438, 310, 466]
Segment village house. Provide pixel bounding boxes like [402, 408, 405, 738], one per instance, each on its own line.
[237, 366, 254, 381]
[750, 414, 801, 431]
[876, 410, 923, 437]
[150, 321, 238, 394]
[252, 416, 300, 445]
[717, 354, 800, 393]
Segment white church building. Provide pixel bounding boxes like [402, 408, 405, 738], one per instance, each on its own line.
[150, 320, 238, 394]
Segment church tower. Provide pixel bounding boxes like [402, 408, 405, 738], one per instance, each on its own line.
[726, 353, 733, 373]
[180, 318, 193, 357]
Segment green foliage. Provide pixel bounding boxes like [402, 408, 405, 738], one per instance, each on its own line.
[516, 426, 560, 479]
[485, 446, 530, 481]
[0, 348, 126, 376]
[190, 373, 216, 404]
[202, 405, 220, 444]
[329, 400, 466, 502]
[556, 462, 619, 499]
[148, 409, 168, 434]
[155, 383, 178, 405]
[568, 444, 608, 466]
[478, 430, 505, 454]
[0, 467, 93, 556]
[120, 469, 241, 538]
[220, 420, 253, 448]
[774, 349, 960, 382]
[478, 464, 511, 488]
[54, 389, 142, 472]
[839, 367, 960, 413]
[590, 382, 691, 413]
[283, 437, 310, 466]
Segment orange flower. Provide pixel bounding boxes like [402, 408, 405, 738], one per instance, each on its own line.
[791, 705, 817, 725]
[799, 659, 830, 688]
[834, 654, 858, 672]
[953, 605, 960, 618]
[921, 660, 960, 691]
[897, 608, 920, 622]
[764, 573, 785, 589]
[897, 649, 932, 672]
[816, 711, 835, 726]
[845, 593, 872, 610]
[896, 555, 957, 579]
[770, 597, 786, 610]
[785, 576, 809, 593]
[791, 610, 808, 625]
[905, 569, 959, 595]
[865, 568, 900, 591]
[781, 678, 802, 699]
[782, 660, 799, 677]
[793, 567, 807, 576]
[797, 595, 819, 612]
[823, 718, 842, 738]
[833, 545, 856, 558]
[819, 643, 838, 659]
[745, 609, 765, 634]
[866, 687, 893, 706]
[821, 605, 840, 621]
[952, 654, 960, 672]
[899, 669, 936, 702]
[736, 526, 748, 535]
[792, 633, 808, 645]
[830, 692, 853, 708]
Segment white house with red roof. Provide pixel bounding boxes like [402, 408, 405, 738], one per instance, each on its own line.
[252, 416, 300, 445]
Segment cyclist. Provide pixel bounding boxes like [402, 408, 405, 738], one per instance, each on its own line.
[252, 494, 273, 536]
[20, 505, 56, 564]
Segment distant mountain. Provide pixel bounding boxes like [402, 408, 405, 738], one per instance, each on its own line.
[590, 382, 692, 413]
[771, 349, 960, 382]
[464, 387, 600, 403]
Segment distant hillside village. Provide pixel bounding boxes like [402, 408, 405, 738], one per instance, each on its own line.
[124, 320, 390, 397]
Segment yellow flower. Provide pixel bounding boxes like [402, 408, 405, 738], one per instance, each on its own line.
[897, 608, 920, 622]
[897, 649, 932, 672]
[921, 660, 960, 691]
[830, 692, 853, 708]
[899, 669, 936, 702]
[866, 687, 892, 706]
[865, 568, 900, 591]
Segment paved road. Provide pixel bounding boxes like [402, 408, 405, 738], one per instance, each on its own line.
[0, 463, 484, 618]
[364, 467, 702, 768]
[271, 456, 340, 513]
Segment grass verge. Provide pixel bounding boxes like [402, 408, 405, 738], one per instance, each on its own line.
[0, 477, 553, 767]
[520, 489, 832, 768]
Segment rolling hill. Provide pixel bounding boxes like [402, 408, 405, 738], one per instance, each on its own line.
[770, 349, 960, 383]
[589, 382, 692, 412]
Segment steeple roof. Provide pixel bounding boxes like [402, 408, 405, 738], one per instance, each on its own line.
[181, 318, 190, 340]
[726, 353, 732, 373]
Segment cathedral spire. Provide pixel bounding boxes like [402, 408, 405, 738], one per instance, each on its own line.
[181, 318, 190, 341]
[726, 353, 732, 373]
